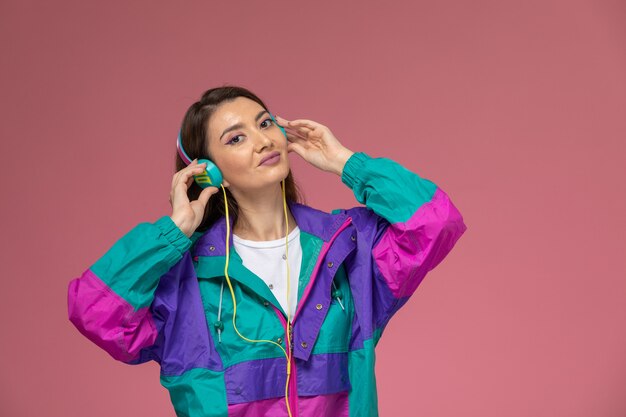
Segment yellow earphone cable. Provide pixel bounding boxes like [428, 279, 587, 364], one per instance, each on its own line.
[220, 179, 294, 417]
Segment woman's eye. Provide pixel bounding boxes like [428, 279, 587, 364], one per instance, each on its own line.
[260, 117, 273, 128]
[226, 118, 273, 144]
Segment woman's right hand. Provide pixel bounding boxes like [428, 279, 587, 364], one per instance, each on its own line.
[169, 159, 220, 237]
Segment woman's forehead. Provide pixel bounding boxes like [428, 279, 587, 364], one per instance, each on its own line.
[208, 98, 266, 139]
[213, 98, 263, 124]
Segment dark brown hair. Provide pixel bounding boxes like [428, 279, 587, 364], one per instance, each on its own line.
[176, 85, 304, 233]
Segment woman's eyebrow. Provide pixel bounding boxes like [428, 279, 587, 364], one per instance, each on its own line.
[220, 110, 269, 141]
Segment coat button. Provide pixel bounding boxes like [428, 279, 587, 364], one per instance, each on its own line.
[263, 300, 269, 307]
[350, 235, 356, 241]
[209, 245, 215, 251]
[316, 303, 323, 310]
[327, 261, 334, 268]
[301, 341, 308, 349]
[277, 337, 283, 344]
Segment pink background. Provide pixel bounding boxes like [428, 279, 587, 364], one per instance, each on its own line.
[1, 0, 625, 416]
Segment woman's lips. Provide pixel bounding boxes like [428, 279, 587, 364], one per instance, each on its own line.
[259, 152, 281, 166]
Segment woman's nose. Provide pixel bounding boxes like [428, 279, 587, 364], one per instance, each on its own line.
[253, 130, 273, 150]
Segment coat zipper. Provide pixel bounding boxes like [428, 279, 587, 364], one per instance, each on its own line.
[273, 215, 353, 416]
[273, 308, 298, 415]
[288, 321, 297, 415]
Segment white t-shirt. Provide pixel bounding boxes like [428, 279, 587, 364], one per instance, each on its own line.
[233, 226, 302, 319]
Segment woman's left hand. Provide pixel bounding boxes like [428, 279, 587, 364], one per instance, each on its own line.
[275, 115, 354, 176]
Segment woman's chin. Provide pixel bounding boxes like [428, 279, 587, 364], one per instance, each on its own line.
[233, 175, 289, 195]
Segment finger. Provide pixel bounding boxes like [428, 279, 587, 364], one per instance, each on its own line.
[285, 125, 315, 141]
[274, 115, 290, 126]
[284, 123, 312, 137]
[179, 166, 206, 183]
[284, 129, 308, 142]
[172, 162, 206, 185]
[198, 186, 219, 206]
[286, 132, 307, 146]
[181, 160, 205, 173]
[286, 119, 324, 130]
[172, 163, 204, 190]
[275, 115, 320, 132]
[284, 123, 313, 133]
[170, 182, 190, 207]
[287, 142, 306, 155]
[275, 115, 305, 133]
[173, 165, 207, 190]
[181, 164, 207, 178]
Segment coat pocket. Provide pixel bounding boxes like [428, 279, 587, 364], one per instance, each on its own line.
[197, 277, 287, 367]
[311, 264, 354, 354]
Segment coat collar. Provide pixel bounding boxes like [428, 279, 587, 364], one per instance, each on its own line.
[191, 200, 350, 258]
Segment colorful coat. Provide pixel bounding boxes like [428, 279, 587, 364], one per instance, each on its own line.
[67, 152, 467, 417]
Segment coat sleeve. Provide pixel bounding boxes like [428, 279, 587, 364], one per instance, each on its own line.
[67, 215, 192, 364]
[340, 152, 467, 342]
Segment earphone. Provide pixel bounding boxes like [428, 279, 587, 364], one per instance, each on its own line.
[176, 112, 288, 188]
[176, 110, 295, 417]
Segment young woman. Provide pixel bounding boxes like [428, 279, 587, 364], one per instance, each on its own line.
[67, 85, 467, 417]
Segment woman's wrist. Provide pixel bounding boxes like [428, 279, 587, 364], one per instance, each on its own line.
[170, 213, 194, 238]
[331, 148, 355, 176]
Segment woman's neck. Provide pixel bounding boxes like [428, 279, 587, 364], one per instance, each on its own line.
[230, 184, 297, 241]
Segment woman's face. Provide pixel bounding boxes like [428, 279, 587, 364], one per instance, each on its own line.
[206, 97, 290, 193]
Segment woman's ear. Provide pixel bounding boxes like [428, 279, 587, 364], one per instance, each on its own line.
[222, 178, 231, 188]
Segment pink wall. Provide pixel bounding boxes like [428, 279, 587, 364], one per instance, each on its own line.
[1, 0, 625, 416]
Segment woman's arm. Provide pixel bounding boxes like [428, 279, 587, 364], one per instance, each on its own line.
[340, 152, 467, 340]
[67, 216, 192, 363]
[275, 115, 467, 341]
